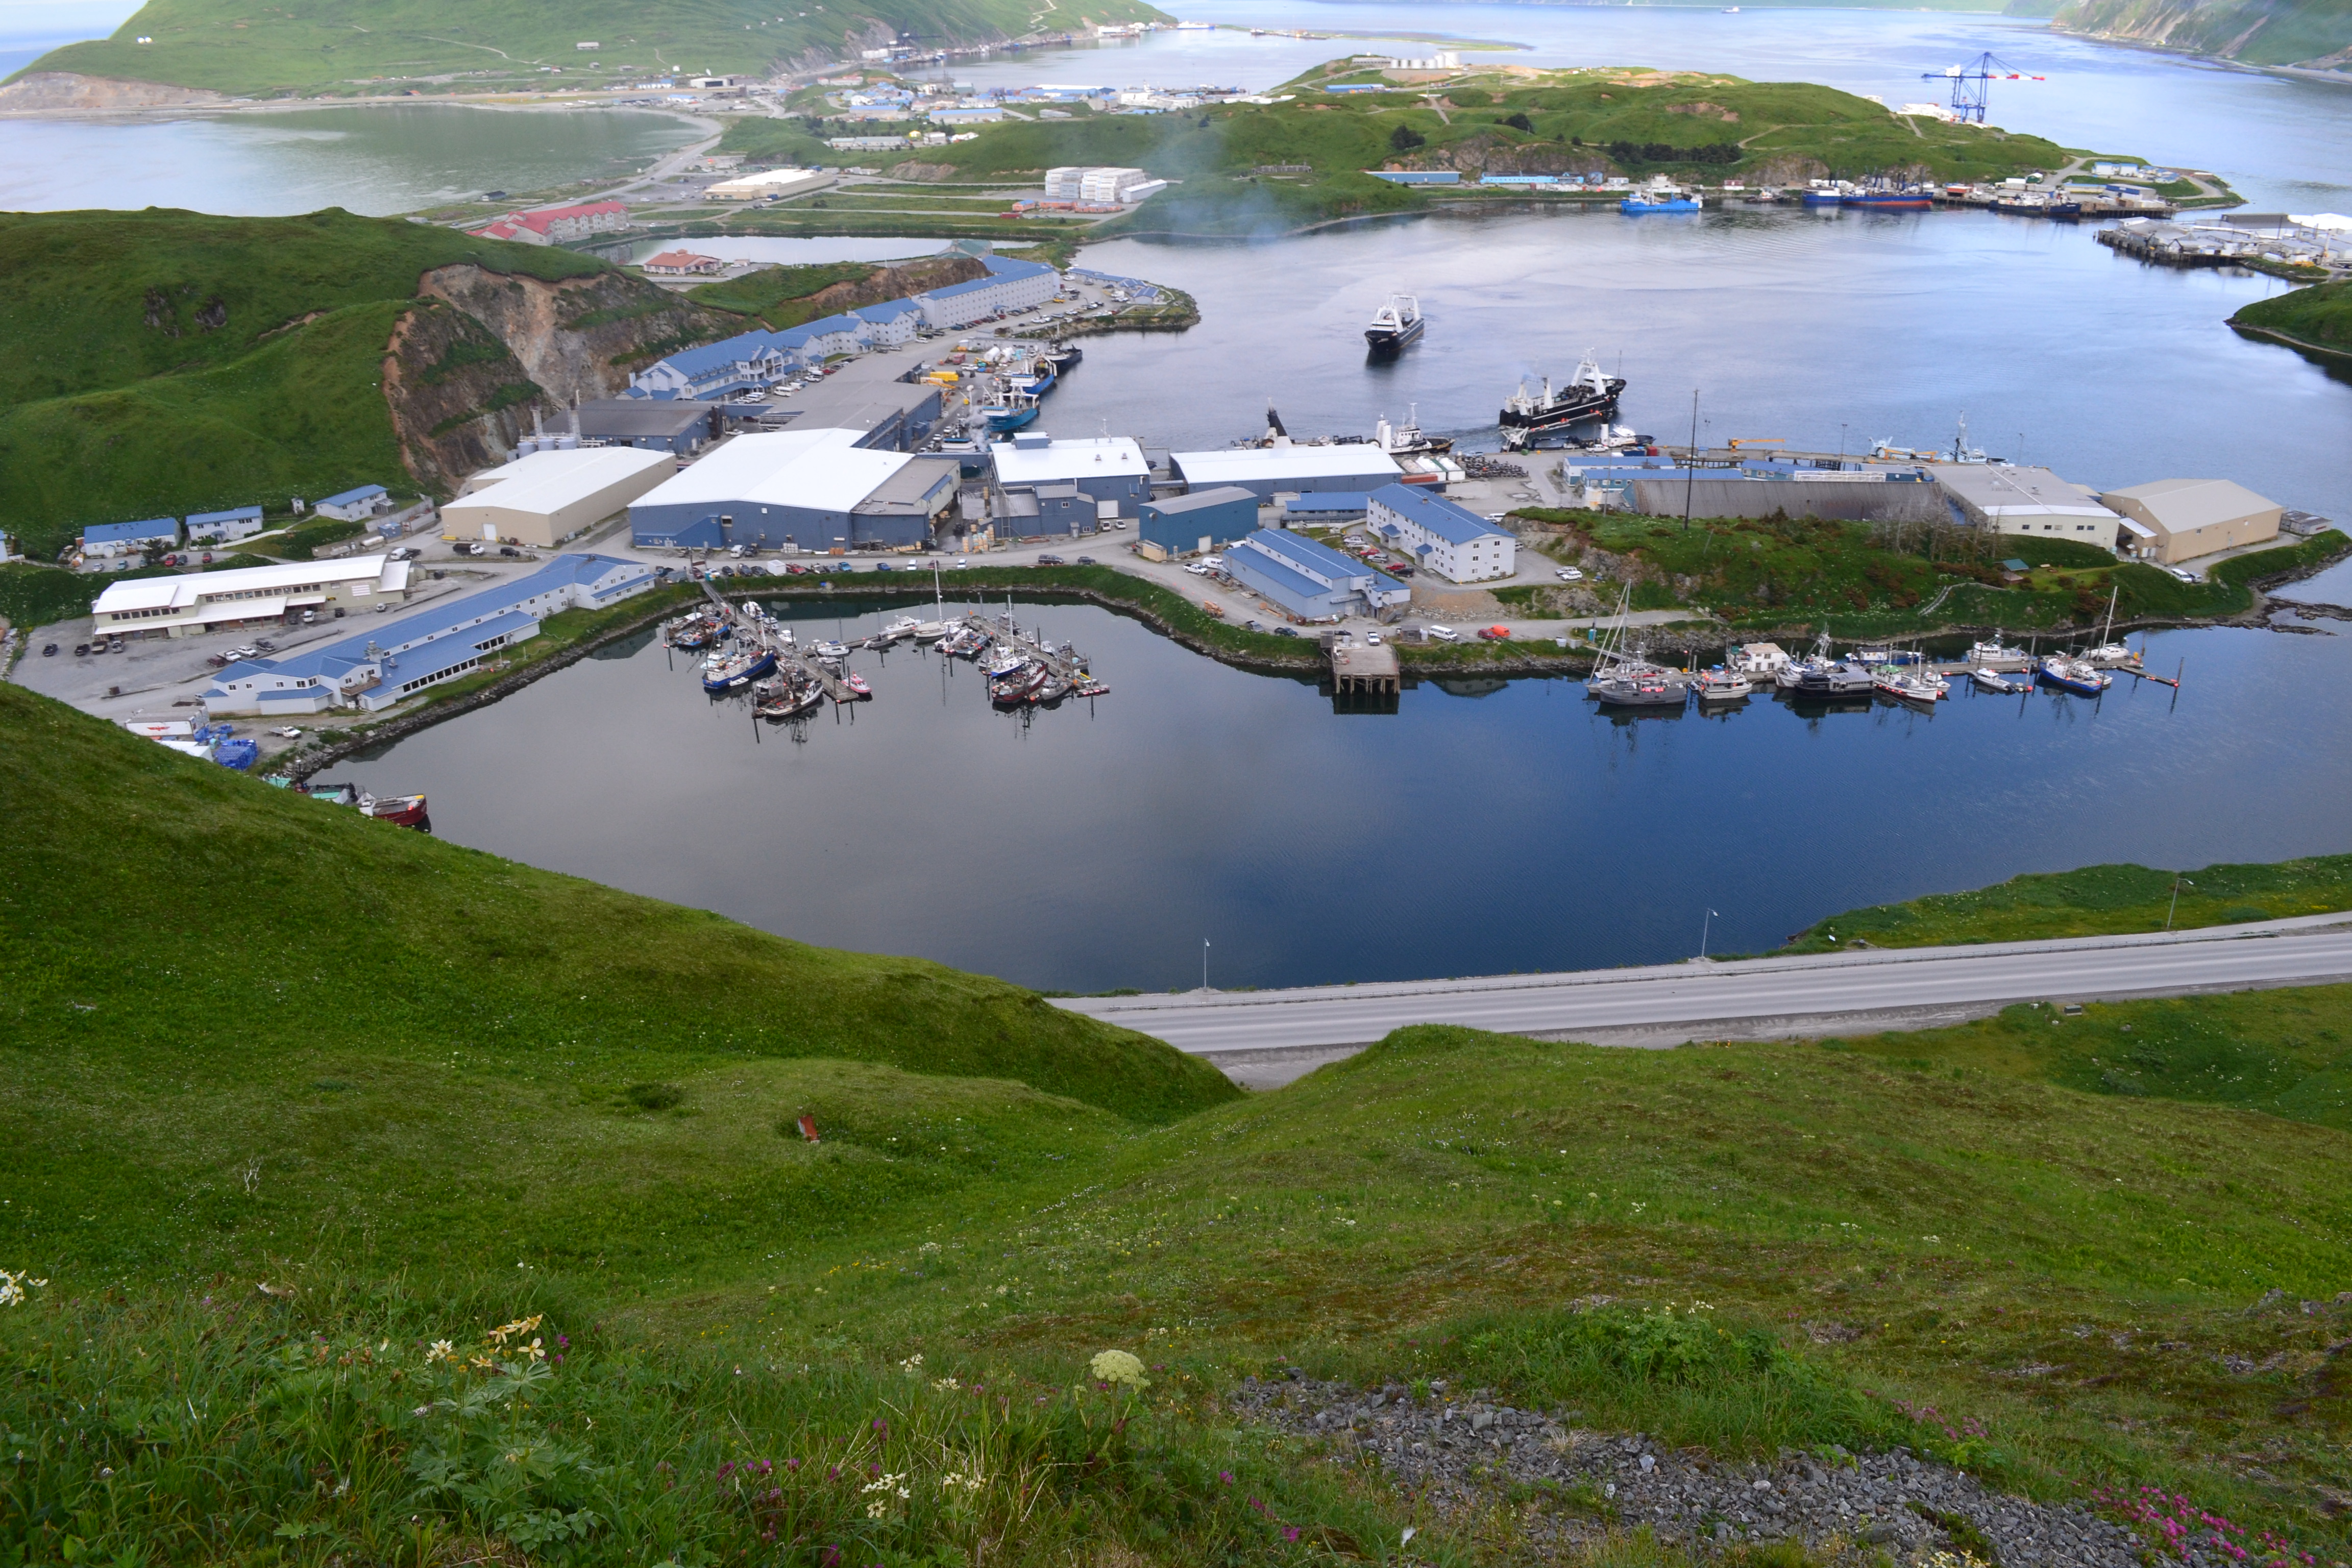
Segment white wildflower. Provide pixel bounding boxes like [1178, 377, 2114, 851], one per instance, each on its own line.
[1089, 1350, 1149, 1389]
[0, 1271, 46, 1308]
[933, 1376, 961, 1391]
[424, 1339, 456, 1364]
[899, 1352, 924, 1376]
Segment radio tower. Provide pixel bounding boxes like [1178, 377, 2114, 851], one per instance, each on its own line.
[1923, 52, 2044, 125]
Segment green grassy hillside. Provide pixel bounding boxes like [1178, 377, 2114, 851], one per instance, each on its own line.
[2052, 0, 2352, 66]
[0, 209, 605, 560]
[1786, 851, 2352, 950]
[13, 0, 1167, 98]
[2233, 279, 2352, 356]
[6, 684, 2352, 1563]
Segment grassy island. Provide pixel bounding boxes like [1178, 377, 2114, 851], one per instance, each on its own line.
[2231, 279, 2352, 362]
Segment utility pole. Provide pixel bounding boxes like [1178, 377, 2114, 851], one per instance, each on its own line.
[1700, 908, 1720, 960]
[1682, 388, 1700, 534]
[2165, 876, 2193, 931]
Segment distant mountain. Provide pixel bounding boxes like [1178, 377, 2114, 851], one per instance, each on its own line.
[2, 0, 1165, 100]
[2045, 0, 2352, 70]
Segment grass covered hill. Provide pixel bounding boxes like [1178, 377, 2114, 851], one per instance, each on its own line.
[2233, 279, 2352, 357]
[11, 0, 1166, 99]
[5, 671, 2352, 1561]
[774, 64, 2074, 236]
[2051, 0, 2352, 68]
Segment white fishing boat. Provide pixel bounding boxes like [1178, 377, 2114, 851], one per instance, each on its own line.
[1692, 668, 1755, 703]
[1970, 667, 2030, 694]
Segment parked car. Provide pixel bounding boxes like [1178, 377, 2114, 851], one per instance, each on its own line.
[1556, 567, 1584, 581]
[1478, 625, 1512, 641]
[2167, 566, 2199, 583]
[1244, 619, 1264, 632]
[41, 644, 57, 657]
[73, 643, 89, 656]
[1274, 626, 1297, 638]
[107, 639, 125, 653]
[230, 645, 259, 659]
[1037, 553, 1066, 566]
[498, 546, 522, 557]
[872, 561, 894, 572]
[1183, 562, 1210, 576]
[254, 639, 277, 652]
[1365, 631, 1383, 646]
[301, 609, 318, 624]
[1076, 555, 1097, 566]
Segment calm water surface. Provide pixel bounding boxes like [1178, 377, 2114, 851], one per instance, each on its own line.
[345, 601, 2352, 993]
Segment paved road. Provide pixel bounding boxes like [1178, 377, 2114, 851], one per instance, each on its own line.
[1056, 915, 2352, 1076]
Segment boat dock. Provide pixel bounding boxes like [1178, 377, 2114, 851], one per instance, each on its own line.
[1328, 637, 1401, 697]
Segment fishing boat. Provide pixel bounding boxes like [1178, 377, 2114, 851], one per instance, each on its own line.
[1873, 664, 1946, 704]
[1374, 406, 1453, 456]
[982, 646, 1030, 679]
[1966, 634, 2030, 665]
[990, 661, 1049, 705]
[702, 646, 777, 692]
[1782, 629, 1873, 696]
[1043, 340, 1084, 372]
[813, 639, 850, 663]
[1499, 353, 1627, 439]
[977, 389, 1040, 433]
[1801, 188, 1846, 207]
[670, 615, 719, 651]
[1363, 293, 1426, 353]
[1970, 667, 2031, 694]
[1621, 187, 1701, 214]
[754, 675, 824, 720]
[359, 792, 430, 830]
[1692, 668, 1755, 703]
[2037, 653, 2112, 696]
[1004, 354, 1057, 399]
[1847, 184, 1934, 210]
[1031, 673, 1073, 705]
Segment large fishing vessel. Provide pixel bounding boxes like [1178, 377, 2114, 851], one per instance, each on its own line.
[1364, 293, 1425, 353]
[1498, 353, 1626, 437]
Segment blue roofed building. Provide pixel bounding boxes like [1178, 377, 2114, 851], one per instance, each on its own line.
[915, 255, 1058, 329]
[1366, 482, 1516, 583]
[201, 553, 657, 715]
[850, 296, 927, 346]
[1223, 528, 1411, 623]
[1139, 486, 1257, 557]
[185, 505, 265, 544]
[628, 329, 792, 400]
[1280, 491, 1370, 525]
[314, 485, 389, 522]
[81, 518, 179, 559]
[771, 312, 871, 362]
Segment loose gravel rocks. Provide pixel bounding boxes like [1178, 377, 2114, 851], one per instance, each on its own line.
[1231, 1374, 2180, 1566]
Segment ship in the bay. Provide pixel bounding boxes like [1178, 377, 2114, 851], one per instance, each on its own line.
[1364, 293, 1426, 354]
[1498, 352, 1626, 438]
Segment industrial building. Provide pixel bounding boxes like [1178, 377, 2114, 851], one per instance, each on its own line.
[627, 428, 956, 552]
[1165, 445, 1403, 500]
[2098, 478, 2282, 565]
[314, 484, 391, 523]
[1280, 492, 1370, 526]
[705, 168, 832, 201]
[80, 518, 178, 559]
[202, 554, 656, 715]
[577, 398, 717, 455]
[443, 447, 676, 548]
[990, 432, 1152, 520]
[1223, 528, 1411, 623]
[1928, 465, 2121, 551]
[1367, 484, 1516, 583]
[1139, 486, 1258, 557]
[92, 555, 411, 639]
[185, 505, 265, 544]
[757, 356, 946, 451]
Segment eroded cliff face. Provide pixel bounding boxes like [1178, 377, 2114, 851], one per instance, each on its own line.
[2049, 0, 2352, 66]
[796, 255, 987, 315]
[382, 298, 551, 497]
[418, 264, 741, 405]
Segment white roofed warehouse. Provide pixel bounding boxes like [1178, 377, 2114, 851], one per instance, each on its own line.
[442, 447, 676, 548]
[989, 432, 1152, 518]
[1929, 465, 2122, 551]
[1166, 445, 1403, 500]
[627, 428, 957, 553]
[2098, 478, 2282, 565]
[91, 555, 411, 639]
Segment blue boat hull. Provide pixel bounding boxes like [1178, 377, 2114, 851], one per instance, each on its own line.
[1621, 198, 1700, 213]
[703, 650, 777, 692]
[1802, 192, 1844, 207]
[2036, 668, 2106, 697]
[984, 404, 1039, 432]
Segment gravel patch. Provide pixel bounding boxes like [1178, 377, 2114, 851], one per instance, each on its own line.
[1231, 1373, 2189, 1566]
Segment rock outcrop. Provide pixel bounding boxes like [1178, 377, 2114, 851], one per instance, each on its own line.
[382, 299, 551, 497]
[2048, 0, 2352, 67]
[0, 71, 231, 112]
[416, 264, 740, 406]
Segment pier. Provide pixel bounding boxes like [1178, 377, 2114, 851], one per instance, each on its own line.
[1328, 638, 1400, 698]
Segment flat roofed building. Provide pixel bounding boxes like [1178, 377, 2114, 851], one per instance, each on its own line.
[915, 255, 1058, 328]
[2098, 477, 2282, 565]
[990, 432, 1151, 516]
[1224, 528, 1411, 623]
[1281, 491, 1370, 524]
[82, 517, 179, 558]
[1929, 464, 2120, 550]
[706, 168, 834, 200]
[577, 398, 716, 455]
[628, 428, 953, 552]
[1165, 445, 1403, 500]
[444, 447, 676, 548]
[92, 555, 410, 638]
[185, 505, 265, 544]
[1367, 482, 1515, 583]
[1140, 486, 1257, 556]
[202, 554, 655, 714]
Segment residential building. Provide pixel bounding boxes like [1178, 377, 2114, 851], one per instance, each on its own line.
[467, 200, 630, 246]
[2098, 477, 2282, 564]
[627, 427, 956, 552]
[202, 554, 655, 714]
[772, 312, 873, 361]
[642, 249, 724, 275]
[1367, 483, 1516, 583]
[444, 447, 676, 548]
[1928, 465, 2121, 550]
[1165, 445, 1403, 500]
[628, 329, 792, 400]
[314, 484, 390, 523]
[576, 398, 717, 455]
[1223, 528, 1411, 622]
[92, 555, 411, 639]
[184, 505, 264, 544]
[850, 296, 927, 346]
[914, 255, 1058, 328]
[80, 518, 179, 559]
[1139, 486, 1257, 557]
[989, 432, 1152, 519]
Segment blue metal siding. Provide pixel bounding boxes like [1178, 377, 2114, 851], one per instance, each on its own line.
[1140, 492, 1255, 553]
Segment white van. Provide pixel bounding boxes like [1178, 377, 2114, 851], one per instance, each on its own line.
[1426, 625, 1459, 643]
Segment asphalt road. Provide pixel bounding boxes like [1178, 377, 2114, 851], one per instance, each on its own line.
[1056, 914, 2352, 1081]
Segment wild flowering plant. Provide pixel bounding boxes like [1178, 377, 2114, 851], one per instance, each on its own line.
[2097, 1484, 2317, 1567]
[1089, 1349, 1149, 1390]
[0, 1270, 47, 1307]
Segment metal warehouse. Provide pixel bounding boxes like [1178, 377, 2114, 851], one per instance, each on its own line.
[2098, 477, 2281, 565]
[990, 432, 1152, 518]
[1929, 465, 2121, 551]
[1139, 486, 1257, 557]
[576, 398, 717, 455]
[1222, 528, 1411, 623]
[1165, 445, 1403, 500]
[443, 447, 676, 548]
[627, 428, 957, 552]
[92, 555, 411, 638]
[201, 554, 656, 715]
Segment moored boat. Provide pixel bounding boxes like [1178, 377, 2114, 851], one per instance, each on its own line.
[1692, 668, 1754, 703]
[1621, 188, 1701, 214]
[702, 646, 777, 691]
[359, 792, 430, 830]
[1970, 667, 2030, 694]
[2037, 653, 2112, 696]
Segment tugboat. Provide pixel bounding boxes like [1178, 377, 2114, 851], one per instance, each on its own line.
[1498, 353, 1626, 440]
[1364, 293, 1426, 354]
[1374, 405, 1453, 456]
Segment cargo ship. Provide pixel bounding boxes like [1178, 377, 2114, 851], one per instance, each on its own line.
[1364, 294, 1425, 354]
[1498, 353, 1626, 437]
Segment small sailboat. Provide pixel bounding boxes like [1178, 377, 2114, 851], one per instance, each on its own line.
[2084, 585, 2136, 665]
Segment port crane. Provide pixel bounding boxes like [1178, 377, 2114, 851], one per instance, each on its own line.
[1923, 52, 2044, 126]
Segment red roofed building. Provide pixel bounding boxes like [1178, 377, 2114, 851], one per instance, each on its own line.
[642, 249, 724, 275]
[467, 200, 630, 247]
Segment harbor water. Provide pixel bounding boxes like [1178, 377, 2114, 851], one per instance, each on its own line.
[342, 600, 2352, 995]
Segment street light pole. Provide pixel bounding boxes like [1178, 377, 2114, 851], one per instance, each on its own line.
[2165, 876, 2193, 931]
[1681, 389, 1700, 534]
[1700, 908, 1719, 960]
[1202, 938, 1211, 991]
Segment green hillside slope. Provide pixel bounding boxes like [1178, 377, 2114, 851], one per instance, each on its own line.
[2233, 279, 2352, 355]
[13, 0, 1166, 98]
[2051, 0, 2352, 66]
